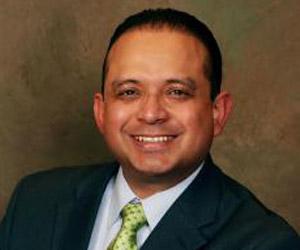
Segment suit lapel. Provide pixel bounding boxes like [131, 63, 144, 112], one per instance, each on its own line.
[140, 203, 209, 250]
[141, 155, 242, 250]
[55, 163, 119, 250]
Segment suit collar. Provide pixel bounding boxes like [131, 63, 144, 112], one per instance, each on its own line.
[179, 155, 221, 227]
[141, 155, 243, 250]
[79, 163, 118, 196]
[58, 162, 119, 250]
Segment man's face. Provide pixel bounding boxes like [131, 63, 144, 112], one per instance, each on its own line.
[94, 29, 231, 189]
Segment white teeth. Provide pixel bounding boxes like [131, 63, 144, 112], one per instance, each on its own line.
[135, 136, 171, 142]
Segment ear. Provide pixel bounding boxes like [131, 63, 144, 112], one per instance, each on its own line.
[93, 92, 105, 134]
[212, 91, 233, 137]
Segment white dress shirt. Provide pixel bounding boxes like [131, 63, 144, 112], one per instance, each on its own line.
[87, 162, 204, 250]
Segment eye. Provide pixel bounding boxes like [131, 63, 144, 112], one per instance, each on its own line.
[122, 89, 136, 96]
[167, 88, 192, 98]
[116, 88, 140, 99]
[170, 89, 187, 96]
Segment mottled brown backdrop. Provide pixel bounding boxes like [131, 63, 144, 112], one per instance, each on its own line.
[0, 0, 299, 232]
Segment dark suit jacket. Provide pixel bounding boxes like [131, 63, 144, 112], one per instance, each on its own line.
[1, 156, 299, 250]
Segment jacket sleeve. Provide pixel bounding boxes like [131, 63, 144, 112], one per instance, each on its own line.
[0, 179, 24, 250]
[257, 231, 300, 250]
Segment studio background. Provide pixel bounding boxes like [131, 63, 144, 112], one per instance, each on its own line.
[0, 0, 299, 232]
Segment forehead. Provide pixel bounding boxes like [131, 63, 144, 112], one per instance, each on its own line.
[108, 28, 207, 67]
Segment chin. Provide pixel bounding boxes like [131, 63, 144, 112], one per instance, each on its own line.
[127, 156, 189, 181]
[135, 159, 171, 173]
[118, 153, 163, 169]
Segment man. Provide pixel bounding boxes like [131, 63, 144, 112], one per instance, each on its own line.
[0, 8, 299, 250]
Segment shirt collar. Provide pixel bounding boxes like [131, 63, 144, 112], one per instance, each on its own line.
[108, 167, 136, 227]
[109, 162, 204, 230]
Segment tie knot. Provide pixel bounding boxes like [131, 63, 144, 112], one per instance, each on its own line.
[107, 202, 147, 250]
[121, 202, 147, 231]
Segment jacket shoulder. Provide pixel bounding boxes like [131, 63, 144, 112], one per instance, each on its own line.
[209, 166, 300, 249]
[16, 163, 113, 198]
[0, 162, 117, 249]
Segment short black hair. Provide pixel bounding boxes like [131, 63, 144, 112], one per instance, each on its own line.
[101, 8, 222, 100]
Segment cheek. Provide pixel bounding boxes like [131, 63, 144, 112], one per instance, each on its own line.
[103, 103, 133, 131]
[187, 117, 213, 137]
[186, 115, 214, 149]
[186, 110, 214, 150]
[177, 104, 214, 131]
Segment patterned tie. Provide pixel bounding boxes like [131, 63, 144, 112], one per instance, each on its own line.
[107, 202, 147, 250]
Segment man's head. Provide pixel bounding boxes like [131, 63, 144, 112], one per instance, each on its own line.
[94, 8, 232, 197]
[101, 8, 222, 100]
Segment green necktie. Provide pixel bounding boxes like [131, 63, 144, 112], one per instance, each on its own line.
[107, 202, 147, 250]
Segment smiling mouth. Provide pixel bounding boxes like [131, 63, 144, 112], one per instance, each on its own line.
[133, 135, 176, 143]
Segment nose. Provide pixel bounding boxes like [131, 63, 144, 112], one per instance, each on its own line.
[137, 95, 169, 124]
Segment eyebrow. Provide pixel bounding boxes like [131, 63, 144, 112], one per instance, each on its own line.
[111, 77, 197, 90]
[112, 79, 140, 89]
